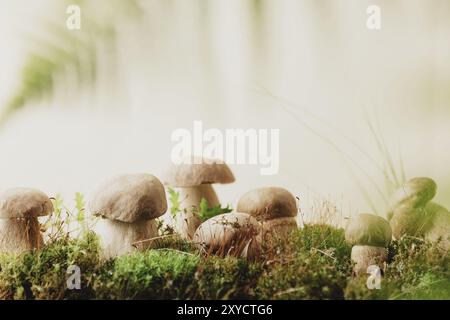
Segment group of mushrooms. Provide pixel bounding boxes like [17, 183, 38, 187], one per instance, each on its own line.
[0, 157, 449, 277]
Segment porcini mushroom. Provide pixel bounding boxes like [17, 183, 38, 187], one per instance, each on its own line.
[163, 157, 235, 239]
[0, 188, 53, 253]
[387, 177, 449, 243]
[345, 213, 392, 276]
[193, 212, 260, 259]
[236, 187, 298, 238]
[90, 173, 167, 258]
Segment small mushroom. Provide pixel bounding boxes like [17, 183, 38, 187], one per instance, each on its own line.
[163, 157, 235, 239]
[0, 188, 53, 253]
[388, 177, 437, 212]
[90, 173, 167, 258]
[387, 177, 448, 241]
[236, 187, 298, 238]
[345, 213, 392, 276]
[193, 212, 261, 259]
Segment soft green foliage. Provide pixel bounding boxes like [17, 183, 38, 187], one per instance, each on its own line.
[0, 233, 100, 299]
[0, 199, 448, 299]
[344, 236, 450, 300]
[1, 0, 143, 123]
[167, 187, 232, 221]
[255, 224, 352, 299]
[167, 187, 181, 218]
[196, 199, 233, 222]
[93, 251, 201, 299]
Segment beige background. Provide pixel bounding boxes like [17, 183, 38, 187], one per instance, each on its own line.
[0, 0, 449, 223]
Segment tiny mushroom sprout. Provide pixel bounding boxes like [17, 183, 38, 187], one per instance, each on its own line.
[388, 177, 449, 249]
[163, 157, 235, 239]
[345, 213, 392, 276]
[90, 173, 167, 258]
[193, 212, 261, 260]
[236, 187, 298, 238]
[0, 188, 54, 253]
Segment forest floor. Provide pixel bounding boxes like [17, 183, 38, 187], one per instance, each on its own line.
[0, 223, 448, 300]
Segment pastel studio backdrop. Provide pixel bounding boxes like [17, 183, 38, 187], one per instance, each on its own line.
[0, 0, 449, 224]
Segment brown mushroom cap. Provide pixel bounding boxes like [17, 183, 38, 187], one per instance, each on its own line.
[0, 188, 54, 219]
[193, 212, 260, 254]
[236, 187, 297, 220]
[345, 213, 392, 247]
[389, 177, 437, 210]
[90, 174, 167, 223]
[163, 157, 235, 187]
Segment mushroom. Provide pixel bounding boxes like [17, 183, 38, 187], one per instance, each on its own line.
[90, 173, 167, 258]
[388, 177, 449, 244]
[0, 188, 53, 253]
[163, 157, 235, 239]
[388, 177, 437, 214]
[345, 213, 392, 276]
[423, 202, 450, 251]
[193, 212, 261, 259]
[236, 187, 298, 239]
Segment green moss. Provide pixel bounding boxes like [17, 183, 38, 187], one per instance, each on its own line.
[255, 225, 352, 299]
[0, 223, 448, 300]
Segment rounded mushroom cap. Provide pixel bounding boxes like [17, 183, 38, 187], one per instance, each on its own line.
[0, 188, 54, 219]
[163, 157, 235, 187]
[90, 173, 167, 223]
[389, 177, 437, 209]
[236, 187, 297, 220]
[193, 212, 260, 253]
[345, 213, 392, 247]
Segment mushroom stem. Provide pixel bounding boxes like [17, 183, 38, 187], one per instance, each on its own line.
[171, 184, 220, 239]
[0, 217, 43, 253]
[177, 184, 220, 209]
[93, 218, 159, 258]
[351, 245, 387, 276]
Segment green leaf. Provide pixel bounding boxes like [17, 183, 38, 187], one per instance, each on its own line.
[168, 187, 181, 218]
[196, 199, 233, 222]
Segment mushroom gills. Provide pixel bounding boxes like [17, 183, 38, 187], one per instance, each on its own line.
[93, 218, 159, 258]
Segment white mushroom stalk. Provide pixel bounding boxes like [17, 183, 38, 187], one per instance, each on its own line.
[345, 213, 392, 276]
[0, 188, 54, 253]
[90, 173, 167, 258]
[237, 187, 298, 239]
[163, 157, 235, 239]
